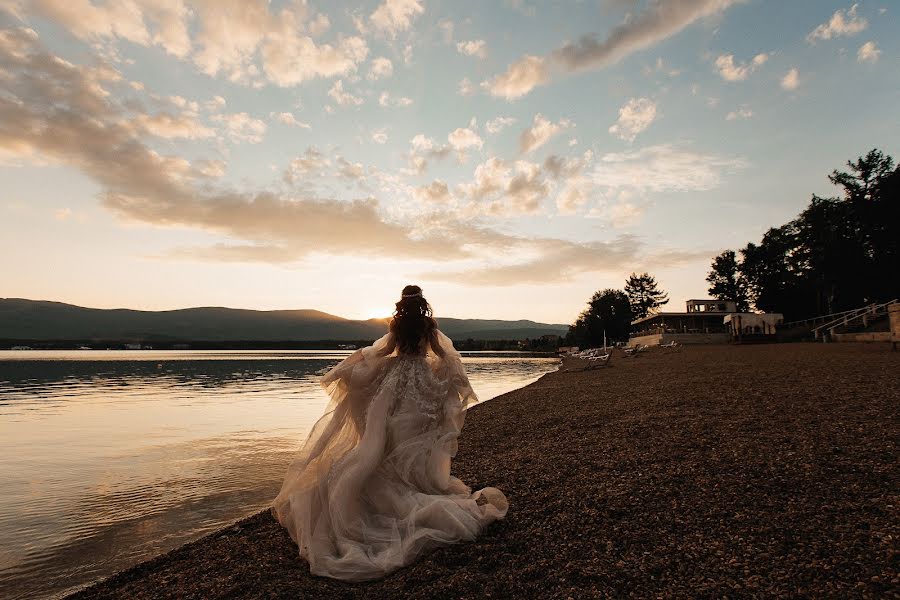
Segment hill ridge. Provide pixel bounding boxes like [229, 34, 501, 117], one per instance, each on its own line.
[0, 298, 568, 342]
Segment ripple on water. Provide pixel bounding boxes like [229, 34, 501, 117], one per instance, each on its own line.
[0, 351, 558, 599]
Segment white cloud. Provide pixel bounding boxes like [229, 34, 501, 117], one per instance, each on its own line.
[413, 180, 451, 203]
[458, 77, 477, 97]
[211, 112, 267, 143]
[483, 55, 548, 100]
[807, 4, 868, 43]
[504, 160, 549, 214]
[367, 56, 393, 80]
[261, 19, 369, 87]
[194, 159, 227, 178]
[486, 116, 517, 134]
[328, 80, 364, 106]
[857, 41, 881, 63]
[131, 112, 215, 140]
[781, 68, 799, 90]
[519, 114, 571, 153]
[460, 158, 550, 215]
[283, 147, 330, 183]
[24, 0, 369, 88]
[725, 105, 753, 121]
[606, 196, 646, 228]
[371, 128, 388, 144]
[23, 0, 191, 57]
[486, 0, 737, 99]
[714, 53, 768, 81]
[592, 145, 746, 194]
[205, 95, 227, 110]
[370, 0, 424, 37]
[608, 97, 656, 142]
[407, 134, 451, 174]
[456, 39, 487, 59]
[555, 178, 589, 215]
[270, 112, 311, 128]
[448, 127, 484, 152]
[188, 0, 267, 80]
[463, 157, 510, 199]
[378, 91, 413, 107]
[336, 156, 365, 180]
[307, 13, 330, 37]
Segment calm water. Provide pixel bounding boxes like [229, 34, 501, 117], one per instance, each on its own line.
[0, 350, 558, 599]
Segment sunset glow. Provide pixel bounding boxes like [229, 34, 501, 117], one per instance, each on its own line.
[0, 1, 896, 323]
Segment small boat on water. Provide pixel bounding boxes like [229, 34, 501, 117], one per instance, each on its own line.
[77, 346, 92, 350]
[337, 344, 357, 350]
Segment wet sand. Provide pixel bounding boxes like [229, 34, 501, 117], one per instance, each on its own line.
[68, 343, 898, 598]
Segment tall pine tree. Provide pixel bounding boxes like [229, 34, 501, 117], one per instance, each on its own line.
[706, 250, 750, 311]
[624, 273, 669, 319]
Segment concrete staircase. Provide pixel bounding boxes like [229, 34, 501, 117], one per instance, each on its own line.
[811, 299, 898, 343]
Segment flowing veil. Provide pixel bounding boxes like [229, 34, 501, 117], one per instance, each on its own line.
[272, 329, 507, 581]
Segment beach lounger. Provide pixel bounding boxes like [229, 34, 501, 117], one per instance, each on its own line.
[624, 344, 649, 356]
[586, 353, 611, 368]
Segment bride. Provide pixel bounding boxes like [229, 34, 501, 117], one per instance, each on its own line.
[272, 285, 508, 581]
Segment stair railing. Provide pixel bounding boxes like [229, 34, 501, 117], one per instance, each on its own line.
[813, 299, 898, 341]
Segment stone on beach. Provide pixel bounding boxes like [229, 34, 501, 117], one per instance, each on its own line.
[68, 343, 899, 599]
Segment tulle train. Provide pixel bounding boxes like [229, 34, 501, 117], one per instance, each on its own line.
[272, 331, 508, 581]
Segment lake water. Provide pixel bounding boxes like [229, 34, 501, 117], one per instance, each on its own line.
[0, 350, 559, 599]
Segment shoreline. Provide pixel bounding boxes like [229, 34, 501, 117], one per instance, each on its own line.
[68, 343, 897, 598]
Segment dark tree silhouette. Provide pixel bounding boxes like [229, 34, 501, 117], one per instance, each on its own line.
[706, 250, 749, 311]
[720, 148, 898, 320]
[567, 289, 632, 347]
[624, 272, 669, 319]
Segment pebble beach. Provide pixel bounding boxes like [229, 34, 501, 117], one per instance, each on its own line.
[68, 343, 898, 599]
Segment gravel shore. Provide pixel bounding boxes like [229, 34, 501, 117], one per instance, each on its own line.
[69, 343, 898, 599]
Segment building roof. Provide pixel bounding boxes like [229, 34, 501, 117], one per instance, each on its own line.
[631, 312, 731, 326]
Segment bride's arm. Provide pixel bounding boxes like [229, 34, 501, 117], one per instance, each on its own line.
[428, 327, 446, 358]
[430, 329, 479, 409]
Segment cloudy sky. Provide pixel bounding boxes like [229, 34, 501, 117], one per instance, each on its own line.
[0, 0, 896, 323]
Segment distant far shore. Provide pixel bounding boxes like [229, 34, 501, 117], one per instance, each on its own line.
[66, 343, 898, 599]
[0, 339, 559, 352]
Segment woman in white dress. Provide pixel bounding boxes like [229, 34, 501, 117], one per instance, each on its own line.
[272, 285, 508, 581]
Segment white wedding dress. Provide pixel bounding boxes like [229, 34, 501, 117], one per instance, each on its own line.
[272, 329, 508, 581]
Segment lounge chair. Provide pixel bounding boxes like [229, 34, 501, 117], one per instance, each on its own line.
[586, 353, 611, 368]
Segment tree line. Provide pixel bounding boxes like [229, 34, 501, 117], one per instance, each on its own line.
[566, 273, 668, 347]
[706, 149, 899, 321]
[566, 148, 898, 348]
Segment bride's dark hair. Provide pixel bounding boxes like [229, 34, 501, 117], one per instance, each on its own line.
[390, 284, 436, 354]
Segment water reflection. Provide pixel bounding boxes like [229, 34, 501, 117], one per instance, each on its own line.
[0, 350, 558, 599]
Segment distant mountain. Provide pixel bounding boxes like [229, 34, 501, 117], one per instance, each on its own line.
[0, 299, 569, 342]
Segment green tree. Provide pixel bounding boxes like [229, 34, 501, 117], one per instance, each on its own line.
[728, 148, 898, 320]
[706, 250, 749, 311]
[827, 149, 900, 303]
[624, 272, 669, 319]
[828, 149, 894, 202]
[568, 289, 632, 347]
[739, 224, 813, 318]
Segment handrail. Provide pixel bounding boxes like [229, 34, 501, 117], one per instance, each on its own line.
[783, 304, 876, 329]
[812, 304, 878, 337]
[813, 299, 898, 340]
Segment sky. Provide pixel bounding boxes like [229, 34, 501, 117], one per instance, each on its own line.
[0, 0, 897, 323]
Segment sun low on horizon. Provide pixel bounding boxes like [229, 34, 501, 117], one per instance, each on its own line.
[1, 0, 897, 324]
